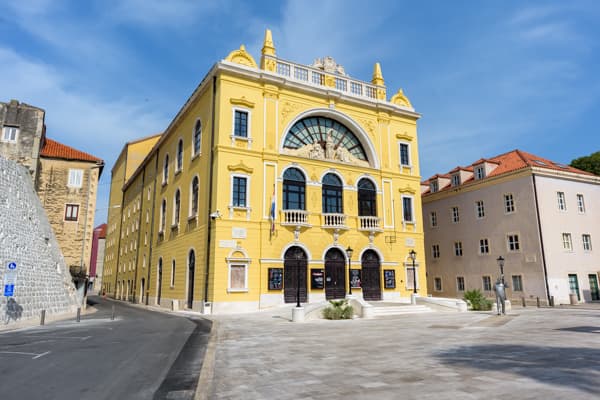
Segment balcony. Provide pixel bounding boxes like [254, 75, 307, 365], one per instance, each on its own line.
[322, 213, 347, 229]
[281, 210, 310, 227]
[358, 216, 382, 232]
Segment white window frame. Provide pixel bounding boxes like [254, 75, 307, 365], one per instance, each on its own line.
[398, 141, 411, 169]
[577, 194, 585, 213]
[430, 181, 438, 193]
[474, 166, 485, 180]
[68, 169, 84, 188]
[430, 211, 437, 228]
[504, 193, 515, 214]
[227, 262, 249, 292]
[404, 263, 420, 290]
[482, 276, 492, 291]
[230, 173, 250, 210]
[562, 232, 573, 251]
[172, 188, 181, 228]
[479, 238, 490, 254]
[456, 276, 465, 291]
[432, 244, 440, 259]
[159, 198, 167, 234]
[512, 275, 523, 291]
[451, 206, 460, 223]
[189, 175, 199, 219]
[231, 107, 252, 145]
[475, 200, 485, 219]
[451, 174, 460, 187]
[507, 233, 521, 252]
[64, 203, 80, 221]
[1, 126, 19, 142]
[192, 118, 202, 158]
[454, 241, 463, 257]
[582, 234, 592, 251]
[401, 195, 415, 224]
[162, 153, 169, 185]
[557, 191, 566, 211]
[175, 138, 184, 174]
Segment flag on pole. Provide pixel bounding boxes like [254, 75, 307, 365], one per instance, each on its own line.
[269, 186, 276, 238]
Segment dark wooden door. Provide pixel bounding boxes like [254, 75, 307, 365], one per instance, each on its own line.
[188, 251, 195, 309]
[325, 248, 346, 300]
[157, 263, 163, 305]
[284, 247, 307, 303]
[361, 250, 381, 301]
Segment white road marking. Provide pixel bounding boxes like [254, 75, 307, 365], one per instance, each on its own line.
[32, 351, 50, 359]
[0, 351, 50, 359]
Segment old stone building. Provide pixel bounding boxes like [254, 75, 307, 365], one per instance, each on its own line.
[0, 99, 104, 281]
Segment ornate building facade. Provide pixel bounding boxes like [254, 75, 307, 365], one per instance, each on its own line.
[102, 30, 426, 313]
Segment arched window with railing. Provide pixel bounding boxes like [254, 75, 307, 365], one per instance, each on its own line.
[357, 178, 376, 216]
[283, 168, 306, 210]
[322, 173, 343, 214]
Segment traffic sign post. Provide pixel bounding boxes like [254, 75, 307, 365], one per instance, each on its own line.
[4, 262, 18, 297]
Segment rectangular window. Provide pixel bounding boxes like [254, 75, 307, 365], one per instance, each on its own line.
[451, 174, 460, 187]
[557, 191, 566, 211]
[406, 267, 418, 290]
[312, 71, 324, 85]
[568, 274, 580, 301]
[482, 276, 492, 291]
[451, 206, 460, 223]
[476, 200, 485, 218]
[456, 276, 465, 291]
[276, 62, 290, 76]
[229, 264, 247, 290]
[64, 204, 79, 221]
[507, 234, 520, 252]
[512, 275, 523, 291]
[430, 181, 438, 193]
[232, 176, 247, 207]
[475, 166, 485, 180]
[350, 81, 363, 95]
[434, 277, 442, 291]
[562, 233, 573, 251]
[430, 211, 437, 227]
[402, 197, 414, 222]
[1, 126, 19, 142]
[582, 234, 592, 251]
[432, 244, 440, 259]
[504, 194, 515, 213]
[293, 67, 308, 81]
[577, 194, 585, 213]
[479, 238, 490, 254]
[68, 169, 83, 188]
[234, 110, 248, 137]
[399, 143, 410, 166]
[454, 241, 463, 256]
[335, 78, 347, 92]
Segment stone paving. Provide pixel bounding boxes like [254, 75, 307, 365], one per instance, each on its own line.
[204, 305, 600, 400]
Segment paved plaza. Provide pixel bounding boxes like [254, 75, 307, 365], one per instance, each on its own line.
[202, 306, 600, 400]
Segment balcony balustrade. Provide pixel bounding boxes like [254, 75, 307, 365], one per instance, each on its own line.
[358, 216, 382, 232]
[322, 213, 347, 229]
[281, 209, 310, 227]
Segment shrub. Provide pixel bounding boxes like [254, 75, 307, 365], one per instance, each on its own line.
[464, 289, 493, 311]
[322, 299, 354, 320]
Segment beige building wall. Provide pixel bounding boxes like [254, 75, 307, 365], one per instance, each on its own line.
[37, 158, 101, 271]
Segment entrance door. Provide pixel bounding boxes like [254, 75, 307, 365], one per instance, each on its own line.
[361, 250, 381, 301]
[157, 259, 163, 305]
[589, 274, 599, 301]
[569, 274, 580, 301]
[325, 248, 346, 300]
[140, 278, 145, 304]
[188, 250, 195, 309]
[284, 247, 307, 303]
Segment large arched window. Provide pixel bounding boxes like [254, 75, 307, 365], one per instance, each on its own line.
[176, 139, 183, 171]
[283, 168, 306, 210]
[160, 199, 167, 231]
[283, 116, 367, 162]
[173, 189, 181, 225]
[193, 120, 201, 156]
[163, 154, 169, 184]
[357, 178, 377, 216]
[322, 173, 343, 214]
[190, 176, 199, 216]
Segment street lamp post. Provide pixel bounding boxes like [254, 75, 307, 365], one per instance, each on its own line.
[346, 246, 354, 296]
[496, 256, 505, 283]
[409, 249, 417, 294]
[295, 250, 303, 308]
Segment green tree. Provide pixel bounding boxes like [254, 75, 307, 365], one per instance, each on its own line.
[570, 151, 600, 176]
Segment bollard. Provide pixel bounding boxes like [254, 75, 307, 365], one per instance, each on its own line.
[76, 307, 81, 322]
[537, 297, 540, 308]
[521, 297, 526, 307]
[40, 309, 46, 326]
[111, 305, 115, 321]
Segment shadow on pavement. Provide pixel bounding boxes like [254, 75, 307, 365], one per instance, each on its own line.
[436, 344, 600, 394]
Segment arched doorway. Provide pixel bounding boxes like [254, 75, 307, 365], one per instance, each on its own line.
[325, 248, 346, 300]
[187, 250, 195, 309]
[157, 258, 163, 305]
[284, 247, 307, 303]
[361, 250, 381, 301]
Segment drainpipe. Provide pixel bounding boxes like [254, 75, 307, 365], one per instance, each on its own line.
[532, 174, 551, 304]
[203, 75, 218, 310]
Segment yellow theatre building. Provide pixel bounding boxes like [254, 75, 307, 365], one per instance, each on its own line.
[102, 30, 426, 314]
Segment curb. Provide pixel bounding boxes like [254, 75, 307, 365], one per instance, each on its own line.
[195, 319, 219, 400]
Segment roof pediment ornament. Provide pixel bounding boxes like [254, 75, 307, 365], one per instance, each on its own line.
[398, 185, 416, 194]
[390, 89, 413, 109]
[228, 161, 253, 174]
[225, 45, 258, 69]
[230, 96, 255, 108]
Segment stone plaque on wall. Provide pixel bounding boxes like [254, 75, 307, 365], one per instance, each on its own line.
[232, 227, 247, 239]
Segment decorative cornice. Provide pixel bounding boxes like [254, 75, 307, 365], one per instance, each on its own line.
[228, 162, 254, 174]
[395, 132, 412, 141]
[398, 185, 416, 194]
[230, 96, 255, 108]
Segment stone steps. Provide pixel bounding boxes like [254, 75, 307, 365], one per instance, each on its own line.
[371, 304, 433, 316]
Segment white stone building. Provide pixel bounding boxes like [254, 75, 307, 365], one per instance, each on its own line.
[421, 150, 600, 305]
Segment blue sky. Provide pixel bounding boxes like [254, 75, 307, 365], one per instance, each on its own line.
[2, 0, 599, 225]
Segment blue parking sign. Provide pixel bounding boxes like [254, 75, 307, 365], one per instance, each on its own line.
[4, 284, 15, 297]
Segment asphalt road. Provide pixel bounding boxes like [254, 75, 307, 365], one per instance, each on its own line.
[0, 297, 211, 400]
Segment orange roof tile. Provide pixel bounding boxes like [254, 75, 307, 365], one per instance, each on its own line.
[40, 138, 103, 163]
[95, 223, 107, 239]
